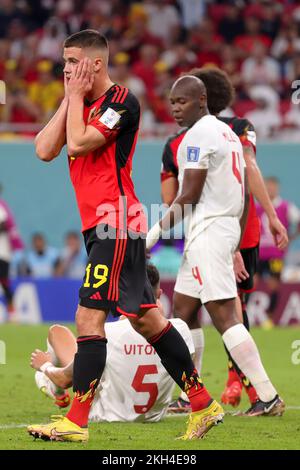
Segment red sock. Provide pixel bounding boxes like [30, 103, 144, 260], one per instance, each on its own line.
[227, 361, 241, 387]
[184, 370, 212, 412]
[244, 384, 259, 404]
[66, 379, 98, 428]
[66, 392, 94, 427]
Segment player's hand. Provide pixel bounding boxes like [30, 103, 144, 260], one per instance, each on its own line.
[233, 251, 249, 283]
[146, 222, 162, 250]
[30, 349, 52, 371]
[64, 73, 70, 98]
[67, 58, 94, 98]
[268, 216, 288, 250]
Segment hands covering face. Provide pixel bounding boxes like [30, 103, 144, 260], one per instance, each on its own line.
[66, 57, 95, 98]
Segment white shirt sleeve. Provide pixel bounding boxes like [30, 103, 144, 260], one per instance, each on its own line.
[181, 122, 217, 170]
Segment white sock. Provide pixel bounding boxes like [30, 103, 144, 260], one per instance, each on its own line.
[222, 324, 277, 402]
[180, 328, 204, 402]
[46, 339, 58, 366]
[191, 328, 205, 374]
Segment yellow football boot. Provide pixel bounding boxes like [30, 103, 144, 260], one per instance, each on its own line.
[27, 415, 88, 442]
[178, 400, 224, 440]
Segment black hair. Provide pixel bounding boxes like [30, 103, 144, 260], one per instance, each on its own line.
[147, 263, 160, 289]
[64, 30, 108, 50]
[188, 67, 235, 115]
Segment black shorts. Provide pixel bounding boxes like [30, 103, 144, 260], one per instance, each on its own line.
[237, 245, 259, 293]
[0, 260, 9, 279]
[257, 258, 283, 280]
[79, 225, 156, 317]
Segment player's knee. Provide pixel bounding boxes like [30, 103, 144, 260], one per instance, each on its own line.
[75, 306, 106, 336]
[48, 324, 64, 340]
[129, 313, 167, 340]
[173, 301, 194, 326]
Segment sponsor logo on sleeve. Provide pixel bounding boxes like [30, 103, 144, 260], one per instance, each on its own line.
[187, 146, 200, 162]
[99, 107, 121, 129]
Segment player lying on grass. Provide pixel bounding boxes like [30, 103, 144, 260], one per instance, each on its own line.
[30, 264, 195, 423]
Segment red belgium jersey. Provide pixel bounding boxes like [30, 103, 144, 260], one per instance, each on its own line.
[68, 84, 147, 234]
[161, 117, 260, 249]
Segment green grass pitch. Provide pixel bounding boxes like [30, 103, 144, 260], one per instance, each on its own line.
[0, 323, 299, 450]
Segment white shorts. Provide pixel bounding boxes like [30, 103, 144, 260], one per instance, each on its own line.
[174, 218, 240, 304]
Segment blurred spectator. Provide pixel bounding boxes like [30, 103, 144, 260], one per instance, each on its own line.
[188, 17, 222, 67]
[177, 0, 206, 29]
[260, 1, 281, 41]
[7, 18, 28, 60]
[285, 51, 300, 85]
[161, 43, 197, 76]
[132, 44, 160, 92]
[1, 59, 41, 125]
[37, 17, 66, 62]
[27, 60, 64, 122]
[241, 42, 281, 91]
[0, 183, 23, 320]
[271, 22, 300, 63]
[221, 44, 243, 92]
[234, 15, 272, 56]
[111, 52, 146, 101]
[0, 0, 30, 39]
[19, 233, 59, 278]
[54, 231, 86, 279]
[144, 0, 180, 43]
[245, 85, 281, 140]
[122, 3, 162, 61]
[256, 177, 300, 328]
[218, 3, 244, 43]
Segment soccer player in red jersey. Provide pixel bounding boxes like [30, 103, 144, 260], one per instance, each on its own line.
[161, 68, 288, 415]
[28, 30, 223, 442]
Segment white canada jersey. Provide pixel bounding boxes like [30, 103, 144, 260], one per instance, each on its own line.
[89, 318, 194, 423]
[177, 114, 245, 247]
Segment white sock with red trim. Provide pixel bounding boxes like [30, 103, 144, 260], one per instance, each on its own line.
[222, 324, 277, 402]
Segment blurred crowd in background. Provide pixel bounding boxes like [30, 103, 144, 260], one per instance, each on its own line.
[1, 0, 300, 139]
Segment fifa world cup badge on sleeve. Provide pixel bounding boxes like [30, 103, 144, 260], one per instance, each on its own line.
[187, 146, 200, 162]
[99, 107, 121, 129]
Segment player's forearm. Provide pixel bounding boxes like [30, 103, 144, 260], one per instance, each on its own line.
[66, 95, 88, 156]
[239, 192, 249, 248]
[245, 149, 277, 220]
[147, 195, 188, 249]
[238, 171, 250, 249]
[35, 98, 68, 162]
[45, 362, 73, 390]
[161, 178, 178, 206]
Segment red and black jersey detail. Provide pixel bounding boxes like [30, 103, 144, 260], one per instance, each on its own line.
[219, 117, 256, 152]
[69, 84, 146, 234]
[161, 128, 186, 182]
[219, 116, 260, 249]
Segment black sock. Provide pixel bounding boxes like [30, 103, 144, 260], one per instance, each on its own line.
[72, 335, 107, 394]
[148, 322, 200, 391]
[67, 335, 107, 427]
[242, 308, 250, 331]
